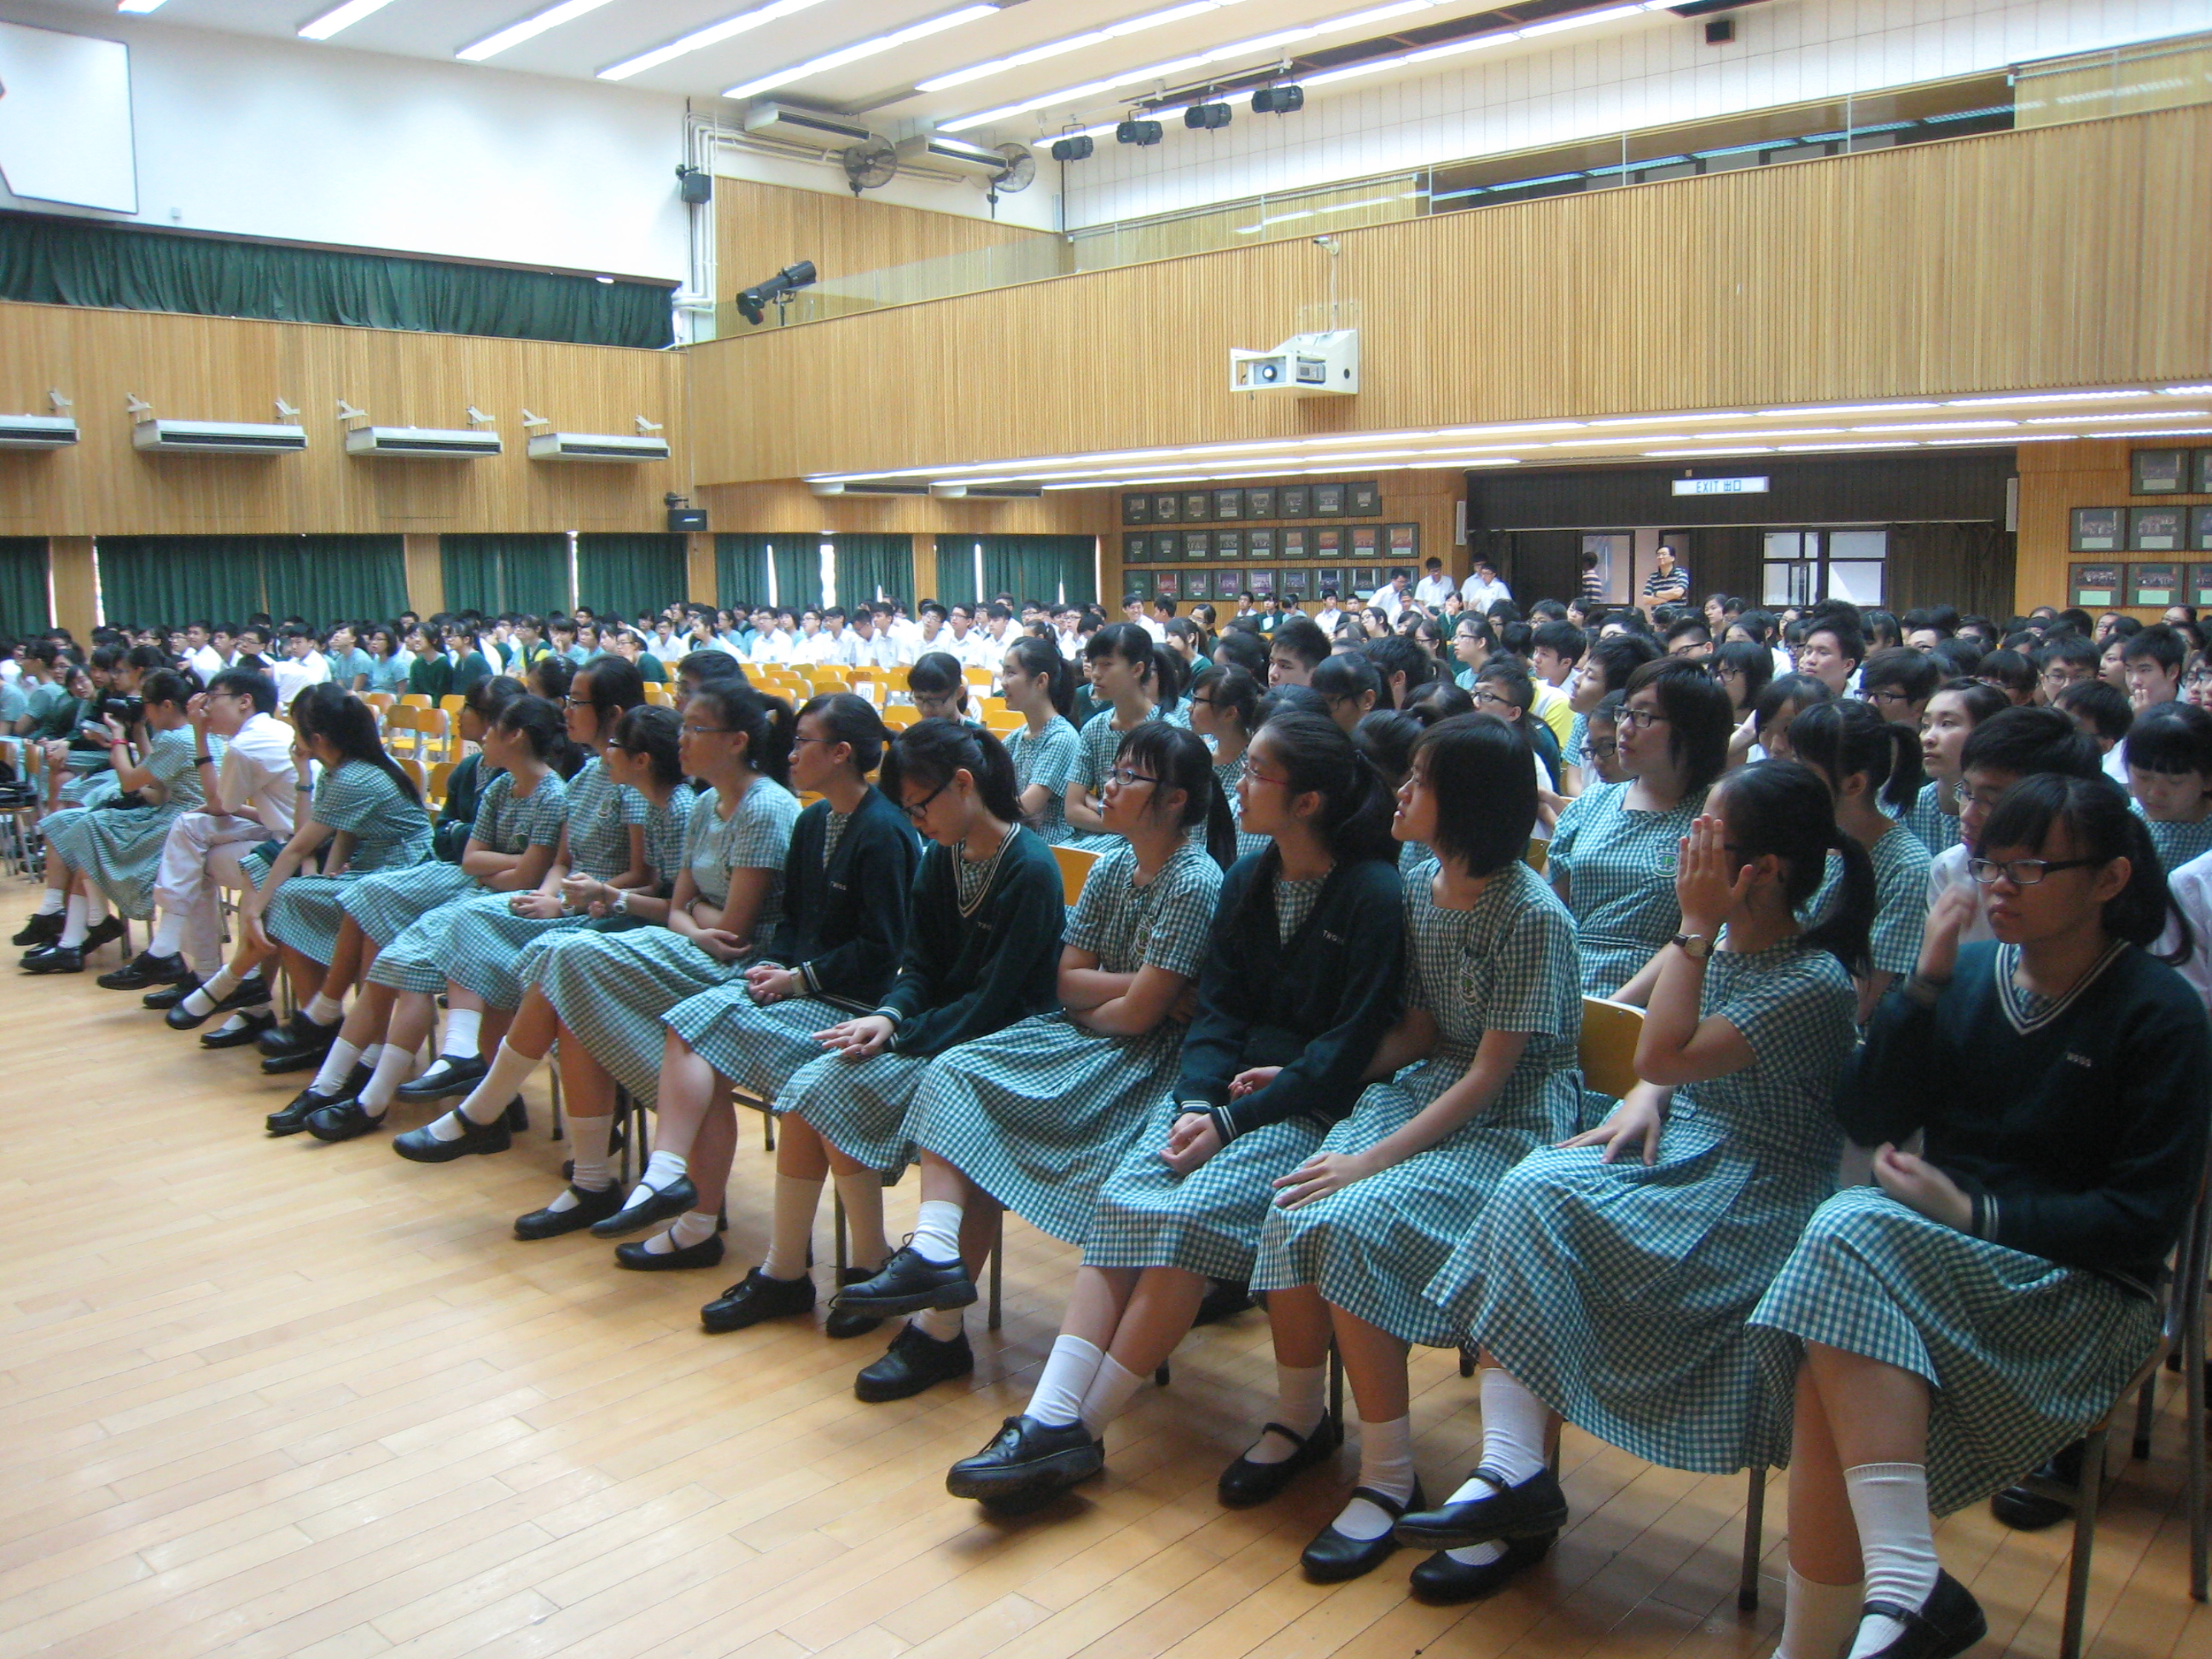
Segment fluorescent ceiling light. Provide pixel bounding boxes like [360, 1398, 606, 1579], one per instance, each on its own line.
[1851, 420, 2016, 434]
[599, 0, 835, 82]
[1776, 441, 1918, 452]
[919, 0, 1249, 92]
[1944, 389, 2145, 406]
[459, 0, 619, 61]
[1586, 411, 1744, 426]
[727, 4, 998, 98]
[1520, 3, 1646, 36]
[115, 0, 169, 13]
[1645, 446, 1773, 457]
[2161, 385, 2212, 396]
[1755, 402, 1939, 417]
[2025, 409, 2208, 424]
[299, 0, 401, 40]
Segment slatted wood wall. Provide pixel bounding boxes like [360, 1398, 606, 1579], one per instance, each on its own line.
[2014, 439, 2212, 617]
[714, 178, 1057, 301]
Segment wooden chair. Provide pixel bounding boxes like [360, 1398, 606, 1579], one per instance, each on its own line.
[882, 705, 919, 731]
[982, 712, 1022, 738]
[963, 667, 994, 690]
[1052, 843, 1100, 905]
[399, 693, 432, 709]
[393, 756, 428, 797]
[425, 760, 456, 814]
[383, 704, 452, 765]
[644, 686, 678, 707]
[439, 695, 466, 719]
[364, 692, 397, 714]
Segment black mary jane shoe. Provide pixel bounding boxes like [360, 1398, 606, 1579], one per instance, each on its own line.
[254, 1010, 335, 1068]
[393, 1054, 490, 1103]
[392, 1110, 511, 1163]
[1216, 1416, 1343, 1509]
[1394, 1465, 1569, 1551]
[10, 912, 61, 948]
[1193, 1278, 1256, 1327]
[1853, 1571, 1988, 1659]
[700, 1266, 815, 1333]
[201, 1010, 276, 1051]
[79, 916, 126, 957]
[1989, 1439, 2083, 1531]
[831, 1244, 977, 1317]
[305, 1102, 387, 1144]
[946, 1416, 1105, 1504]
[589, 1175, 698, 1239]
[1301, 1483, 1426, 1583]
[143, 973, 200, 1010]
[1408, 1531, 1557, 1604]
[854, 1323, 974, 1403]
[97, 950, 189, 991]
[613, 1230, 725, 1272]
[267, 1066, 371, 1136]
[513, 1184, 624, 1240]
[19, 943, 84, 975]
[824, 1267, 887, 1339]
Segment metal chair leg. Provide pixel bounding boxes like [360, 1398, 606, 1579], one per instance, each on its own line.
[1328, 1342, 1345, 1434]
[987, 1209, 1004, 1333]
[833, 1186, 848, 1277]
[548, 1057, 563, 1142]
[1739, 1467, 1767, 1612]
[2133, 1373, 2159, 1460]
[1458, 1342, 1476, 1378]
[763, 1110, 776, 1151]
[2061, 1426, 2109, 1659]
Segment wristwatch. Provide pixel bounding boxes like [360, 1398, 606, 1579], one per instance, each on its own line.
[1670, 932, 1715, 960]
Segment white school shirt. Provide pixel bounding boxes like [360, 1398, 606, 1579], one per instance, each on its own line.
[216, 712, 300, 836]
[749, 628, 795, 666]
[1055, 628, 1083, 662]
[792, 631, 835, 665]
[1413, 574, 1455, 608]
[187, 645, 226, 681]
[1925, 842, 1994, 946]
[1460, 574, 1513, 611]
[269, 650, 330, 714]
[2163, 847, 2212, 1012]
[2103, 744, 2130, 789]
[1366, 585, 1406, 621]
[1136, 616, 1168, 645]
[1313, 605, 1343, 635]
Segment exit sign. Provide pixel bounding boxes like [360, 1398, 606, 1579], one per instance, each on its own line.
[1672, 476, 1770, 496]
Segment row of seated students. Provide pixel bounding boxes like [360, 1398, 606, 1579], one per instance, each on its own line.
[11, 593, 2209, 1659]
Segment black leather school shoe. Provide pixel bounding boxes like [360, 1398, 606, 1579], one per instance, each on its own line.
[1393, 1465, 1569, 1551]
[1300, 1483, 1426, 1583]
[1216, 1416, 1342, 1508]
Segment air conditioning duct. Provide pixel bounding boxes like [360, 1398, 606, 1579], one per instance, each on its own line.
[131, 419, 309, 455]
[527, 431, 672, 463]
[0, 416, 79, 450]
[343, 426, 503, 460]
[898, 132, 1012, 178]
[744, 103, 876, 148]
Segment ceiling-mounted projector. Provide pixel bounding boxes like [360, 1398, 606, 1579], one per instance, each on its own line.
[132, 419, 309, 454]
[1229, 330, 1359, 397]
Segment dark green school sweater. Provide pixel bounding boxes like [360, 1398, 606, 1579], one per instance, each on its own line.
[876, 824, 1063, 1058]
[407, 655, 453, 699]
[431, 754, 498, 863]
[1179, 850, 1406, 1141]
[766, 786, 923, 1011]
[1846, 940, 2209, 1295]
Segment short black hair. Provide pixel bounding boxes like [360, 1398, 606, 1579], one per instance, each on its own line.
[1961, 705, 2102, 782]
[2053, 679, 2133, 743]
[1622, 657, 1734, 794]
[1269, 616, 1330, 670]
[207, 666, 277, 713]
[1859, 646, 1940, 702]
[1472, 656, 1534, 714]
[2122, 623, 2186, 674]
[2123, 702, 2212, 775]
[1530, 620, 1586, 662]
[1413, 714, 1538, 874]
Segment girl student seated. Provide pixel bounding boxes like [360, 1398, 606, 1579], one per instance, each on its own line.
[998, 635, 1082, 845]
[1064, 622, 1185, 849]
[1187, 663, 1267, 861]
[905, 651, 980, 725]
[1788, 699, 1935, 1019]
[23, 669, 205, 976]
[1749, 774, 2207, 1659]
[771, 719, 1065, 1402]
[2121, 701, 2212, 870]
[843, 725, 1223, 1333]
[1397, 762, 1871, 1598]
[1903, 678, 2006, 859]
[945, 710, 1405, 1511]
[603, 697, 918, 1314]
[1562, 632, 1661, 795]
[1738, 672, 1836, 766]
[166, 687, 432, 1039]
[1580, 690, 1629, 788]
[1244, 715, 1584, 1592]
[385, 683, 800, 1224]
[271, 696, 577, 1141]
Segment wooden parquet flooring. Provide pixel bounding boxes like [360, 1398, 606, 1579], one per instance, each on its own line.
[0, 960, 2204, 1659]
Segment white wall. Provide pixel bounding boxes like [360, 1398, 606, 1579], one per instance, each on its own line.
[1057, 0, 2212, 227]
[0, 0, 690, 280]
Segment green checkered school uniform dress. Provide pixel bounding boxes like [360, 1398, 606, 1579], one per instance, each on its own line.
[642, 787, 695, 887]
[1063, 707, 1156, 852]
[365, 770, 573, 993]
[1081, 875, 1340, 1282]
[44, 728, 209, 920]
[1803, 822, 1933, 981]
[1901, 780, 1961, 859]
[899, 839, 1222, 1245]
[1008, 715, 1081, 845]
[250, 761, 434, 963]
[338, 766, 510, 947]
[531, 778, 800, 1105]
[1252, 860, 1583, 1348]
[1547, 781, 1705, 997]
[1433, 938, 1859, 1474]
[2145, 815, 2212, 870]
[435, 758, 647, 1010]
[1566, 711, 1588, 772]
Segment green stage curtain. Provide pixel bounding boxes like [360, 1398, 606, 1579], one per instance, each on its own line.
[978, 535, 1097, 608]
[715, 536, 775, 612]
[439, 534, 568, 616]
[0, 539, 50, 638]
[830, 534, 914, 608]
[0, 212, 674, 349]
[96, 538, 263, 628]
[577, 533, 688, 624]
[932, 534, 982, 606]
[260, 536, 407, 624]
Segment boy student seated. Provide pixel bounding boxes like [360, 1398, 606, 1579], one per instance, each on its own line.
[2053, 678, 2135, 788]
[1796, 614, 1864, 698]
[1412, 558, 1455, 608]
[1266, 617, 1330, 689]
[2120, 622, 2186, 711]
[1857, 646, 1940, 733]
[2035, 634, 2100, 702]
[1925, 706, 2103, 946]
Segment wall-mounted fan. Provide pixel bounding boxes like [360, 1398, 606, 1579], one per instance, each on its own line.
[841, 136, 899, 196]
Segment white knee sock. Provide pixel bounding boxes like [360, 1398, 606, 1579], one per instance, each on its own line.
[1332, 1416, 1416, 1540]
[1244, 1361, 1329, 1464]
[441, 1008, 483, 1059]
[760, 1174, 824, 1281]
[1843, 1464, 1940, 1659]
[1441, 1367, 1553, 1568]
[148, 910, 185, 958]
[353, 1042, 416, 1117]
[910, 1199, 963, 1266]
[641, 1211, 718, 1254]
[457, 1040, 544, 1126]
[303, 992, 343, 1027]
[1028, 1335, 1107, 1429]
[310, 1039, 363, 1096]
[911, 1305, 965, 1342]
[834, 1169, 889, 1268]
[1775, 1567, 1866, 1659]
[178, 963, 240, 1017]
[34, 888, 63, 916]
[1079, 1354, 1146, 1439]
[538, 1114, 614, 1211]
[620, 1149, 689, 1211]
[84, 888, 108, 922]
[56, 894, 88, 948]
[359, 1042, 383, 1070]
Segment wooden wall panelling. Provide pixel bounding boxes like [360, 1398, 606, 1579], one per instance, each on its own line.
[49, 537, 96, 637]
[402, 533, 444, 617]
[686, 108, 2212, 486]
[2015, 438, 2209, 617]
[686, 532, 716, 607]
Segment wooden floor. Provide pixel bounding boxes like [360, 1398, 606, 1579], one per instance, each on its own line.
[2, 958, 2205, 1659]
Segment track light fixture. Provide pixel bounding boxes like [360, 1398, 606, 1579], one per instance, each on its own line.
[1115, 119, 1164, 146]
[1050, 134, 1096, 161]
[1185, 102, 1232, 130]
[1251, 84, 1305, 114]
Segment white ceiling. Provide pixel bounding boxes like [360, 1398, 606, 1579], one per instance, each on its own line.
[55, 0, 1660, 143]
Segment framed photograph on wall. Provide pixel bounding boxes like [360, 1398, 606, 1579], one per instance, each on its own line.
[1216, 569, 1244, 598]
[1314, 527, 1344, 556]
[1183, 491, 1211, 524]
[1282, 567, 1310, 598]
[1350, 525, 1381, 558]
[1246, 527, 1275, 561]
[1281, 526, 1309, 559]
[1280, 485, 1312, 517]
[1214, 488, 1244, 521]
[1248, 569, 1276, 597]
[2132, 449, 2189, 495]
[1313, 482, 1346, 517]
[2130, 562, 2182, 607]
[1315, 568, 1343, 596]
[1387, 523, 1418, 559]
[1245, 486, 1277, 520]
[2197, 451, 2212, 494]
[2070, 507, 2126, 551]
[1153, 492, 1180, 523]
[1185, 569, 1211, 601]
[1122, 533, 1151, 566]
[2190, 564, 2212, 608]
[2193, 505, 2212, 551]
[1121, 493, 1151, 525]
[1184, 530, 1211, 562]
[1215, 528, 1243, 561]
[2068, 562, 2122, 608]
[2132, 506, 2187, 550]
[1347, 480, 1382, 517]
[1154, 570, 1179, 601]
[1353, 567, 1382, 593]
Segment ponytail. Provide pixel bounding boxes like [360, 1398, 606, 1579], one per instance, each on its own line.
[1789, 696, 1925, 820]
[296, 683, 421, 807]
[691, 681, 797, 788]
[1004, 635, 1074, 719]
[1720, 760, 1871, 975]
[1801, 821, 1877, 979]
[882, 717, 1022, 825]
[497, 694, 584, 781]
[1258, 710, 1399, 868]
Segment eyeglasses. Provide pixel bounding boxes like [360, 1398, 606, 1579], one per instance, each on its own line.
[679, 722, 734, 737]
[901, 780, 947, 824]
[1861, 689, 1913, 707]
[562, 695, 590, 707]
[1243, 763, 1293, 789]
[789, 733, 831, 748]
[1967, 856, 2104, 887]
[1618, 707, 1670, 730]
[1104, 766, 1159, 790]
[1470, 690, 1514, 712]
[1586, 739, 1619, 759]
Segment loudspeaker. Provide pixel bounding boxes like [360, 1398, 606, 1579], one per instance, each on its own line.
[676, 166, 713, 206]
[1705, 18, 1736, 44]
[667, 507, 707, 533]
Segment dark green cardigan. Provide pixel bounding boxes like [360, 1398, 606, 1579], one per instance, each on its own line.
[876, 825, 1063, 1058]
[766, 786, 923, 1011]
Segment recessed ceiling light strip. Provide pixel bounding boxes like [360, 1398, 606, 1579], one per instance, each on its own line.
[726, 4, 1003, 100]
[299, 0, 402, 41]
[460, 0, 620, 62]
[598, 0, 837, 82]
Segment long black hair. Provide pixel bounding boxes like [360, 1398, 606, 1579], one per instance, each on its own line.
[295, 683, 421, 806]
[573, 655, 647, 729]
[1192, 663, 1261, 732]
[797, 691, 891, 777]
[1086, 621, 1179, 715]
[689, 681, 797, 788]
[1718, 760, 1872, 975]
[611, 703, 685, 788]
[1412, 713, 1538, 874]
[1982, 772, 2191, 960]
[1788, 696, 1925, 819]
[1003, 634, 1075, 719]
[1118, 721, 1235, 870]
[495, 694, 584, 780]
[882, 717, 1022, 825]
[1249, 709, 1397, 867]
